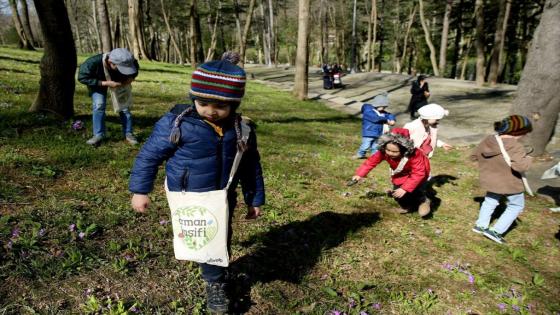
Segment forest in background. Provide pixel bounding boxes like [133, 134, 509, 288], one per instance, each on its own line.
[0, 0, 546, 85]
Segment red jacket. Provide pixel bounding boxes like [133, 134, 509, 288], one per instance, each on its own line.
[355, 149, 430, 192]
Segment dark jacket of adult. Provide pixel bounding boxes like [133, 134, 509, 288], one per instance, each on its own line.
[407, 80, 429, 113]
[77, 54, 139, 96]
[129, 104, 265, 207]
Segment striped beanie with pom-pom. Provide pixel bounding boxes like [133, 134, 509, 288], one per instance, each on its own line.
[189, 51, 246, 104]
[494, 115, 533, 136]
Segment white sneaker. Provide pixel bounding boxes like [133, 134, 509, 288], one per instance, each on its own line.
[125, 133, 138, 145]
[86, 135, 103, 145]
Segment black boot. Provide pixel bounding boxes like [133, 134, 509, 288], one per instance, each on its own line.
[206, 282, 229, 313]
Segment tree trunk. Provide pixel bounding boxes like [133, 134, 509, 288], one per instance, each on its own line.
[160, 0, 183, 64]
[391, 0, 400, 73]
[66, 0, 82, 53]
[367, 0, 377, 71]
[267, 0, 276, 65]
[239, 0, 256, 67]
[319, 0, 327, 65]
[19, 0, 37, 46]
[460, 37, 472, 80]
[30, 0, 76, 119]
[511, 0, 560, 156]
[474, 0, 485, 85]
[205, 7, 220, 62]
[128, 0, 150, 60]
[439, 0, 452, 76]
[92, 0, 102, 53]
[418, 0, 439, 76]
[188, 0, 199, 66]
[399, 5, 416, 74]
[487, 0, 511, 85]
[293, 0, 310, 100]
[450, 0, 464, 78]
[8, 0, 33, 50]
[96, 0, 112, 52]
[233, 0, 243, 49]
[350, 0, 358, 72]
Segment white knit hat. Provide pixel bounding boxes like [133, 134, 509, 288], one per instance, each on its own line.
[418, 103, 449, 120]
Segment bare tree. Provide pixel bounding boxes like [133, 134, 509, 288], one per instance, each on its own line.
[19, 0, 37, 46]
[399, 4, 416, 74]
[239, 0, 257, 67]
[366, 0, 377, 71]
[487, 0, 511, 85]
[511, 0, 560, 156]
[30, 0, 77, 119]
[474, 0, 485, 85]
[160, 0, 183, 64]
[96, 0, 112, 52]
[128, 0, 150, 59]
[293, 0, 310, 100]
[8, 0, 33, 49]
[418, 0, 439, 76]
[205, 5, 220, 62]
[438, 0, 452, 76]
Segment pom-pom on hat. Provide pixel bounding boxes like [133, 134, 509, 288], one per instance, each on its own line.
[418, 103, 449, 120]
[494, 115, 532, 136]
[189, 51, 246, 104]
[371, 91, 389, 108]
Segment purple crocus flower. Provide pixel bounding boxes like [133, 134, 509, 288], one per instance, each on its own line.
[72, 120, 84, 130]
[468, 275, 475, 284]
[78, 232, 86, 239]
[442, 263, 453, 270]
[427, 288, 434, 294]
[11, 227, 20, 238]
[512, 305, 520, 312]
[373, 303, 381, 310]
[498, 303, 507, 311]
[124, 254, 133, 261]
[69, 224, 76, 232]
[38, 228, 46, 237]
[360, 312, 369, 315]
[348, 298, 356, 308]
[159, 219, 168, 225]
[330, 310, 342, 315]
[6, 240, 13, 249]
[129, 306, 139, 313]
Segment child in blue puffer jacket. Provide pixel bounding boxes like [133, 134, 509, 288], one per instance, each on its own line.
[354, 92, 396, 159]
[129, 52, 264, 313]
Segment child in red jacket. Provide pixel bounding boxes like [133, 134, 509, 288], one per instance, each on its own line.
[352, 128, 432, 216]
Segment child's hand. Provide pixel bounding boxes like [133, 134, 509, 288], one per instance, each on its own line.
[131, 194, 150, 213]
[246, 206, 261, 219]
[103, 80, 122, 88]
[387, 120, 396, 126]
[392, 188, 407, 198]
[442, 143, 453, 151]
[351, 175, 363, 182]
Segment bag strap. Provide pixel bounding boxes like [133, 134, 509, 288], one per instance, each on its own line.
[102, 53, 111, 81]
[226, 118, 251, 189]
[494, 135, 534, 196]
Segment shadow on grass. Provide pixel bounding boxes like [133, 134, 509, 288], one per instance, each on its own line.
[536, 185, 560, 206]
[258, 115, 358, 124]
[439, 90, 512, 102]
[229, 211, 380, 313]
[0, 55, 40, 64]
[424, 174, 458, 219]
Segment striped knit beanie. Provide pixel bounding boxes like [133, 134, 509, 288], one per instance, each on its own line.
[189, 51, 246, 105]
[494, 115, 533, 136]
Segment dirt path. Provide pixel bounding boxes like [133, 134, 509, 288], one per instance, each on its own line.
[246, 65, 560, 206]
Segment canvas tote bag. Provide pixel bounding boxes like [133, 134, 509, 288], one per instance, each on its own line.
[165, 120, 251, 267]
[102, 53, 133, 113]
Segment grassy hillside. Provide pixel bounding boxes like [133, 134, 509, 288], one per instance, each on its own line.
[0, 47, 559, 314]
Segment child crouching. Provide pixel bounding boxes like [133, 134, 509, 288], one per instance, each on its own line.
[352, 128, 431, 216]
[128, 52, 265, 313]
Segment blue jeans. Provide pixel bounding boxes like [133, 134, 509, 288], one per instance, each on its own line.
[475, 192, 524, 234]
[357, 136, 378, 157]
[91, 92, 133, 137]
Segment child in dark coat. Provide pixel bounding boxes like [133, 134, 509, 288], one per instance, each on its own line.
[129, 52, 265, 313]
[354, 92, 396, 159]
[353, 128, 431, 216]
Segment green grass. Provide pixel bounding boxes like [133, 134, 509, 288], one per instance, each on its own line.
[1, 46, 559, 314]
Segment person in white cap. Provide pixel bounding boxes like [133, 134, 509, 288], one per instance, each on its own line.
[78, 48, 139, 146]
[404, 103, 452, 158]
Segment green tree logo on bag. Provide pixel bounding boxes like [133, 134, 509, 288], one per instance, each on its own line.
[173, 206, 218, 250]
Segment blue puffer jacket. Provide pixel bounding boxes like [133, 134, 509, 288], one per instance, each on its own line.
[361, 104, 396, 137]
[129, 104, 265, 207]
